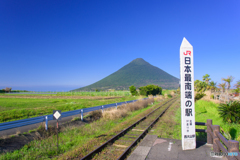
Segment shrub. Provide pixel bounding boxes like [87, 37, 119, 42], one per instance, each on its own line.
[167, 94, 172, 98]
[89, 110, 102, 120]
[103, 108, 128, 120]
[195, 93, 205, 101]
[154, 95, 164, 102]
[218, 101, 240, 123]
[210, 94, 214, 99]
[147, 97, 155, 105]
[129, 85, 138, 96]
[139, 85, 162, 96]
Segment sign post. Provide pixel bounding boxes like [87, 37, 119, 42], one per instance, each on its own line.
[180, 37, 196, 150]
[53, 110, 61, 153]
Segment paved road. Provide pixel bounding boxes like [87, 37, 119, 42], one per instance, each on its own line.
[0, 114, 85, 138]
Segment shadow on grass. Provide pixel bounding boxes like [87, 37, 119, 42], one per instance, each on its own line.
[229, 127, 237, 140]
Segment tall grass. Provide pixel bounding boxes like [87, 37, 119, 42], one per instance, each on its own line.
[102, 98, 154, 120]
[162, 89, 175, 95]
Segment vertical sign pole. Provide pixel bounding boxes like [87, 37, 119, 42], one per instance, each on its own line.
[45, 116, 48, 131]
[180, 37, 196, 150]
[81, 109, 83, 121]
[53, 110, 61, 154]
[57, 119, 59, 153]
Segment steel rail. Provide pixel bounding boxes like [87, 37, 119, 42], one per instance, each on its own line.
[117, 98, 178, 160]
[80, 97, 178, 160]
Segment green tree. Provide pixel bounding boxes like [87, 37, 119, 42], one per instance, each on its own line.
[129, 85, 138, 96]
[209, 81, 217, 91]
[194, 80, 207, 93]
[222, 76, 234, 90]
[234, 80, 240, 89]
[139, 84, 162, 96]
[218, 82, 226, 92]
[234, 80, 240, 93]
[203, 74, 211, 84]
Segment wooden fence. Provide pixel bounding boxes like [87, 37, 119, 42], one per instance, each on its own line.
[196, 119, 240, 160]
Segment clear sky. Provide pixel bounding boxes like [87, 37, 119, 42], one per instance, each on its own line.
[1, 0, 239, 91]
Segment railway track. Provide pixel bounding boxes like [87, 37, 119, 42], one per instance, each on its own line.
[80, 96, 179, 160]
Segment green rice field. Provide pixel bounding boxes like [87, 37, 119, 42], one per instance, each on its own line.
[0, 93, 139, 123]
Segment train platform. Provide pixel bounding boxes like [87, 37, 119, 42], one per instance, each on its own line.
[127, 135, 226, 160]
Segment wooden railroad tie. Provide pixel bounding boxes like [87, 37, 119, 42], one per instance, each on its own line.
[113, 144, 128, 148]
[132, 129, 145, 132]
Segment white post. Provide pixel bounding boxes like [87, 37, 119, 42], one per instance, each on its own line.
[80, 109, 83, 121]
[102, 106, 104, 113]
[45, 116, 48, 130]
[180, 37, 196, 150]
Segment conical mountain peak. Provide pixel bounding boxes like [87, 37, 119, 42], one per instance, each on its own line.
[130, 58, 149, 65]
[73, 58, 179, 91]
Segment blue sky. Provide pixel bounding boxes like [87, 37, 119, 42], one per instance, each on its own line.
[1, 0, 239, 91]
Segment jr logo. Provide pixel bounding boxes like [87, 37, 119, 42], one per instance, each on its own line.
[184, 51, 191, 56]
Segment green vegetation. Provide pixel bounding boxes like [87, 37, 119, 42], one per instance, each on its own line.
[222, 76, 234, 90]
[195, 93, 206, 101]
[73, 58, 179, 91]
[167, 94, 172, 98]
[1, 91, 131, 96]
[150, 99, 181, 139]
[154, 99, 240, 143]
[195, 74, 240, 95]
[129, 85, 138, 96]
[218, 101, 240, 123]
[57, 91, 131, 96]
[162, 89, 175, 95]
[0, 99, 159, 160]
[234, 80, 240, 93]
[193, 100, 240, 142]
[194, 74, 217, 93]
[0, 96, 140, 122]
[139, 84, 162, 96]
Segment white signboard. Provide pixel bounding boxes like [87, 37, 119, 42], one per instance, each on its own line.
[180, 37, 196, 150]
[53, 110, 61, 120]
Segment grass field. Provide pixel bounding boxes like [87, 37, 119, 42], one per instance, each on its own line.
[174, 100, 240, 143]
[194, 100, 240, 142]
[0, 98, 164, 160]
[2, 91, 131, 97]
[0, 94, 140, 123]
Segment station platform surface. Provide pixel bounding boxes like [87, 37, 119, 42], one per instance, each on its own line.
[127, 135, 226, 160]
